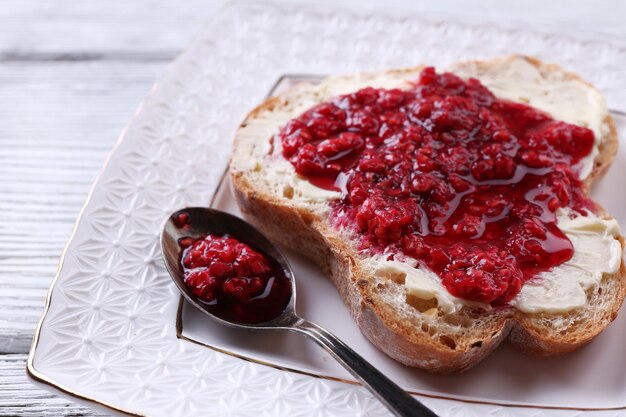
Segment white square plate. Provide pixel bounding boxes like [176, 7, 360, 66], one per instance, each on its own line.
[28, 1, 626, 416]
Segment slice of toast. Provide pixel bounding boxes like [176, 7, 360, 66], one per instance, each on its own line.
[229, 55, 626, 373]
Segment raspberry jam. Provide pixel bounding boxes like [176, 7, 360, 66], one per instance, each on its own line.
[180, 234, 292, 324]
[278, 68, 596, 305]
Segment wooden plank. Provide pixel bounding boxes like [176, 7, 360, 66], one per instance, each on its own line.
[0, 61, 164, 353]
[0, 354, 107, 416]
[0, 0, 222, 58]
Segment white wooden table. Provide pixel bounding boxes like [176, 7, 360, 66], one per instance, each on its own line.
[1, 1, 624, 415]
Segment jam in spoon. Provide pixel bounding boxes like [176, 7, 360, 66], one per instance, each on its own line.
[161, 207, 438, 417]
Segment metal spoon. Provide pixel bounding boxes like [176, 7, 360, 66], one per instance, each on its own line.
[161, 207, 438, 417]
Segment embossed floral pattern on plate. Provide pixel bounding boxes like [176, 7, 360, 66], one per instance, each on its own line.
[29, 1, 626, 416]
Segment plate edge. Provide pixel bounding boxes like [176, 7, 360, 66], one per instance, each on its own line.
[25, 0, 626, 414]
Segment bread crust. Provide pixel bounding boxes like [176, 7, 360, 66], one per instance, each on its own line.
[230, 55, 625, 373]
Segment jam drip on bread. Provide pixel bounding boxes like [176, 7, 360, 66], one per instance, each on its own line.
[278, 68, 596, 305]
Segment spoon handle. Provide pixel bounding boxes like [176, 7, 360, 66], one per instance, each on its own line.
[290, 319, 438, 417]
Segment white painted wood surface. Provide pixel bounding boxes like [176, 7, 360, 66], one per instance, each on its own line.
[0, 1, 624, 415]
[0, 1, 221, 415]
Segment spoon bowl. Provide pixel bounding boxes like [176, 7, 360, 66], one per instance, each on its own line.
[161, 207, 437, 417]
[161, 207, 299, 330]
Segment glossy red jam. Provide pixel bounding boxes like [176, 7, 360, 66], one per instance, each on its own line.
[180, 234, 292, 323]
[278, 68, 595, 305]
